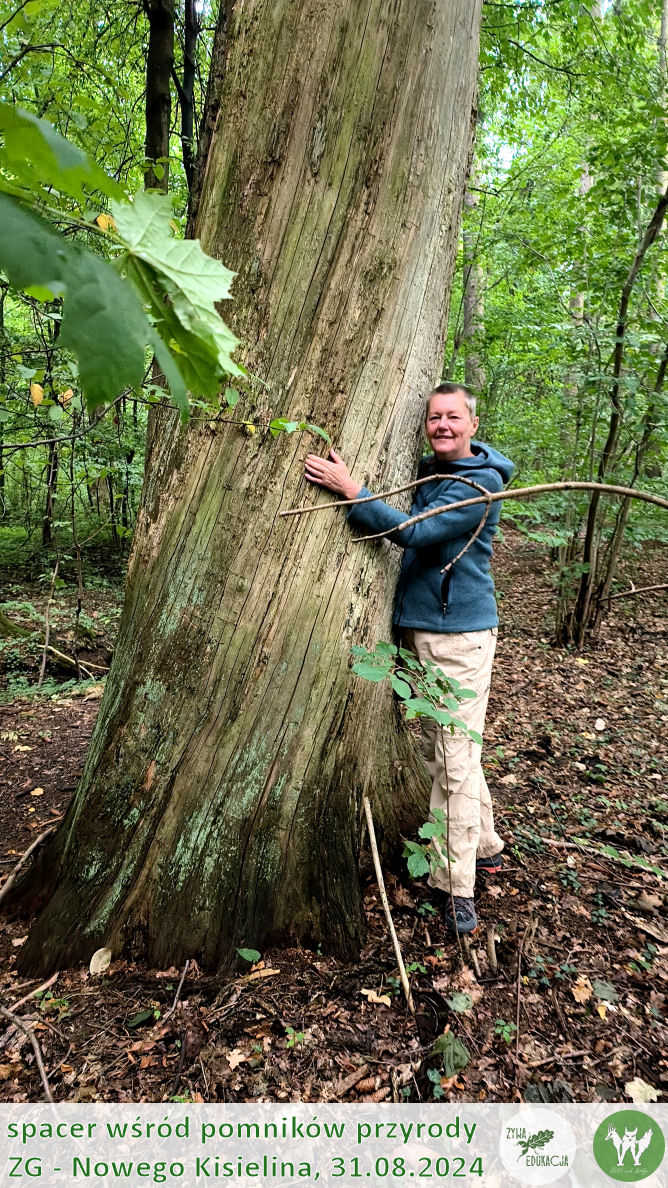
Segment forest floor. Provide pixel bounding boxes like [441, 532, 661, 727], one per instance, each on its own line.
[0, 530, 666, 1105]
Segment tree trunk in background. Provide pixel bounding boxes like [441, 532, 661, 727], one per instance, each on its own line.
[13, 0, 483, 975]
[144, 0, 174, 192]
[462, 181, 485, 391]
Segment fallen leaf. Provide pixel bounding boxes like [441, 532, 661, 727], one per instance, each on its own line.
[594, 718, 606, 731]
[596, 1003, 607, 1020]
[625, 1077, 660, 1103]
[30, 788, 44, 797]
[572, 975, 593, 1004]
[13, 745, 31, 752]
[11, 937, 27, 947]
[227, 1048, 246, 1070]
[500, 773, 518, 785]
[623, 914, 668, 944]
[593, 978, 618, 1003]
[486, 884, 503, 898]
[446, 992, 474, 1013]
[631, 892, 663, 914]
[89, 947, 112, 976]
[361, 988, 392, 1007]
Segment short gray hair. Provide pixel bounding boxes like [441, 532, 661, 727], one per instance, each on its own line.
[426, 381, 477, 419]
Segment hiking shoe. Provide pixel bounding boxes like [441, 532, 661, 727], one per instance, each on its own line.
[476, 851, 504, 874]
[443, 895, 477, 935]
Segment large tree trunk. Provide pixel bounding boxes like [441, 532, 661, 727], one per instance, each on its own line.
[13, 0, 483, 974]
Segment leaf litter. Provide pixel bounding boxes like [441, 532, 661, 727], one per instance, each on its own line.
[0, 530, 666, 1103]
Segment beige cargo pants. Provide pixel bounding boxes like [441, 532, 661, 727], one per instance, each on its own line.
[403, 627, 504, 898]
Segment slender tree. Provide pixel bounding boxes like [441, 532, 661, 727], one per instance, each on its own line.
[12, 0, 484, 974]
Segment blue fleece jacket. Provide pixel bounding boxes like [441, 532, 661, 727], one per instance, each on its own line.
[346, 441, 515, 633]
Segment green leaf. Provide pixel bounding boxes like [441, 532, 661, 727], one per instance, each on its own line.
[224, 387, 240, 407]
[468, 729, 483, 745]
[59, 253, 148, 404]
[126, 1008, 155, 1029]
[0, 195, 148, 407]
[112, 190, 241, 386]
[305, 422, 331, 443]
[351, 662, 388, 682]
[592, 978, 618, 1003]
[236, 947, 261, 964]
[432, 1031, 470, 1076]
[406, 851, 430, 878]
[446, 992, 474, 1013]
[0, 102, 121, 203]
[391, 675, 412, 699]
[418, 822, 439, 839]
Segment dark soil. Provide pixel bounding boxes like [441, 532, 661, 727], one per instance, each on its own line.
[0, 532, 666, 1104]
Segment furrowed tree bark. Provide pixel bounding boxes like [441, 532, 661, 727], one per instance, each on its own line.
[12, 0, 483, 974]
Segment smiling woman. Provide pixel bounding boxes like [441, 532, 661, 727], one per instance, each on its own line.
[305, 381, 514, 937]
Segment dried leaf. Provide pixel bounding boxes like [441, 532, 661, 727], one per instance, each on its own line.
[89, 947, 112, 976]
[625, 1077, 660, 1103]
[11, 937, 27, 947]
[61, 387, 74, 404]
[572, 975, 593, 1004]
[30, 788, 44, 797]
[95, 213, 116, 232]
[227, 1048, 246, 1070]
[594, 718, 606, 731]
[30, 382, 43, 405]
[596, 1003, 607, 1020]
[623, 914, 668, 944]
[360, 988, 392, 1007]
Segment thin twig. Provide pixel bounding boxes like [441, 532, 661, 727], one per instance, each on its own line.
[362, 796, 415, 1013]
[515, 921, 531, 1067]
[440, 501, 491, 574]
[282, 472, 492, 517]
[38, 557, 58, 688]
[9, 972, 60, 1014]
[0, 1005, 53, 1101]
[0, 826, 56, 908]
[163, 960, 190, 1023]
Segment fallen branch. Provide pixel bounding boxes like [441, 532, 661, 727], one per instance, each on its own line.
[0, 1004, 53, 1102]
[0, 826, 56, 908]
[363, 796, 415, 1014]
[541, 836, 667, 880]
[602, 583, 668, 602]
[45, 644, 109, 674]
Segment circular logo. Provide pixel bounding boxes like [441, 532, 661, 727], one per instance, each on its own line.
[593, 1110, 665, 1181]
[499, 1107, 576, 1184]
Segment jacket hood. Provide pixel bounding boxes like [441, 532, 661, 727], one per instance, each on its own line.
[422, 440, 515, 484]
